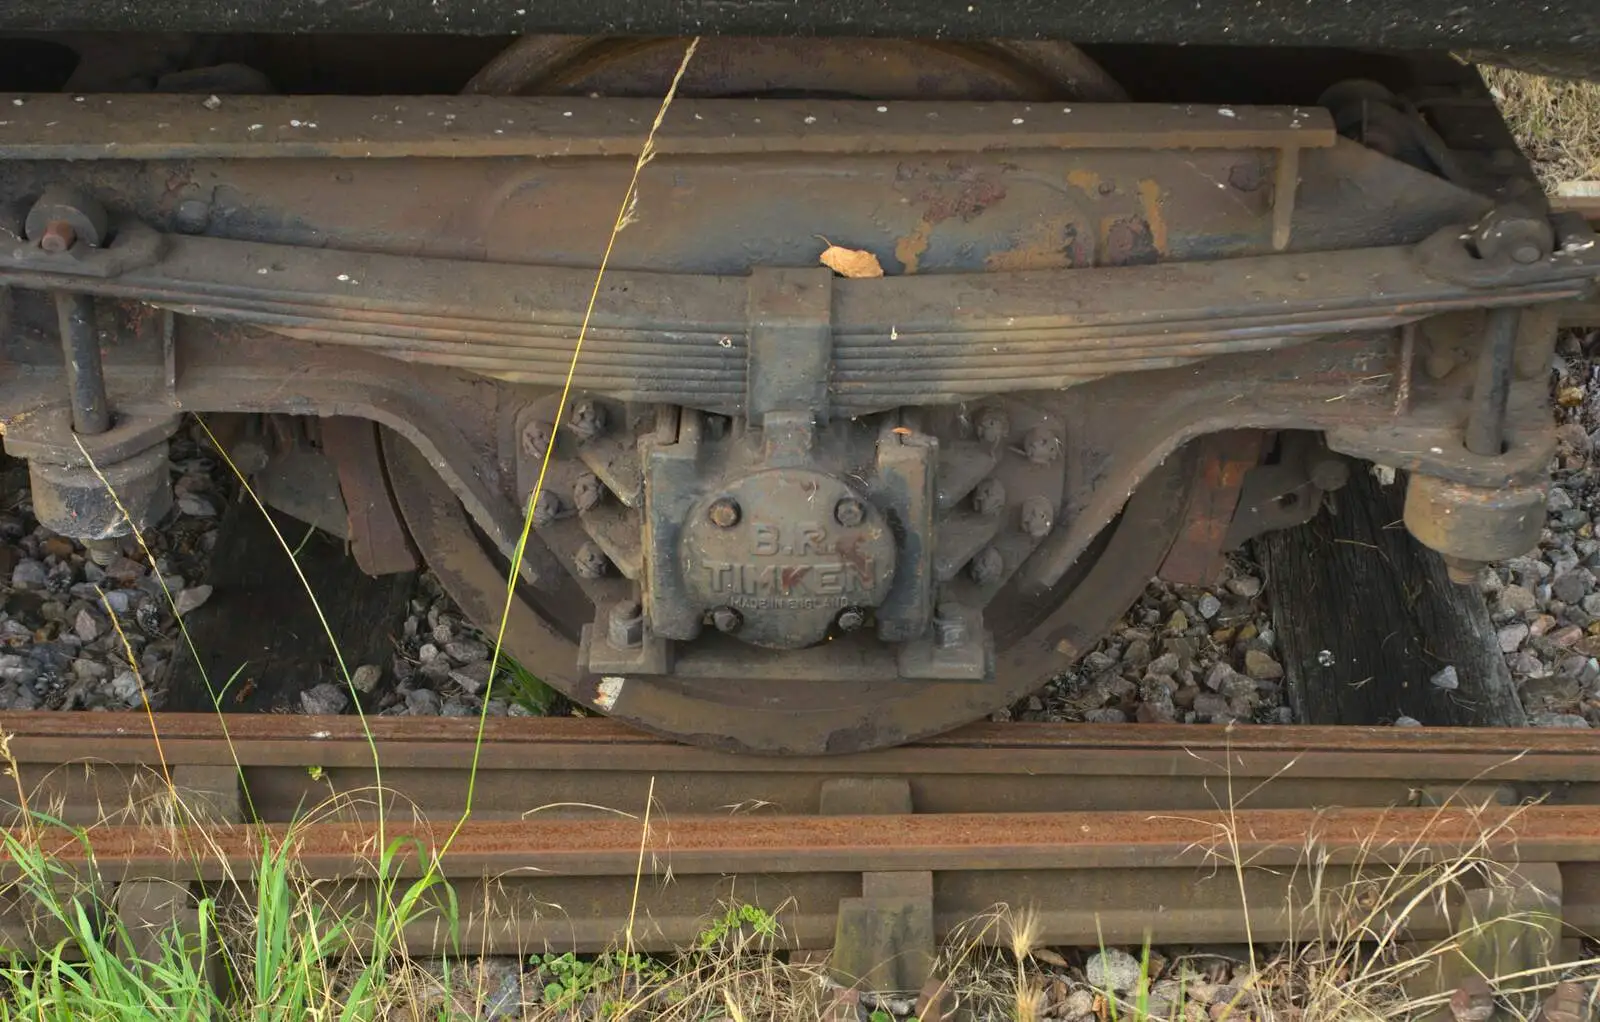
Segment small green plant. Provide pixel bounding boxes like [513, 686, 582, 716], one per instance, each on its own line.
[499, 654, 559, 715]
[695, 903, 779, 950]
[533, 949, 668, 1013]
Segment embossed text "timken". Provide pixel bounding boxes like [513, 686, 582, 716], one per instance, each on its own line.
[702, 560, 877, 596]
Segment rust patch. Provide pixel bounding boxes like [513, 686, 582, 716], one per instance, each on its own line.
[895, 221, 932, 275]
[1100, 216, 1158, 267]
[896, 161, 1008, 225]
[985, 216, 1086, 272]
[1137, 178, 1169, 257]
[1066, 168, 1101, 195]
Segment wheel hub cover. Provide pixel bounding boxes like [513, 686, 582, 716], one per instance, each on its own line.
[680, 469, 896, 649]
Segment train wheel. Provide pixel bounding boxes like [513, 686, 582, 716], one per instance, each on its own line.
[381, 36, 1193, 754]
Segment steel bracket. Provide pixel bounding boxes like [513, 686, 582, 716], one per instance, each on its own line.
[579, 599, 672, 676]
[746, 266, 833, 425]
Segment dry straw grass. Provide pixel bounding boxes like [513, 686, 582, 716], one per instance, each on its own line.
[1482, 65, 1600, 187]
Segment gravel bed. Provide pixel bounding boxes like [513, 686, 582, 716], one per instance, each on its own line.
[1470, 331, 1600, 730]
[1016, 559, 1287, 726]
[0, 421, 230, 713]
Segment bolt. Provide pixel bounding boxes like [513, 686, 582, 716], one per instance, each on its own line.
[607, 599, 645, 649]
[711, 606, 742, 633]
[933, 605, 968, 648]
[1023, 426, 1063, 464]
[573, 542, 609, 579]
[704, 414, 731, 441]
[1443, 555, 1486, 587]
[567, 398, 607, 441]
[975, 407, 1010, 445]
[573, 472, 604, 513]
[836, 607, 867, 632]
[83, 538, 118, 567]
[834, 497, 866, 527]
[708, 497, 741, 528]
[969, 546, 1004, 586]
[1020, 495, 1055, 539]
[174, 199, 211, 234]
[1512, 243, 1542, 265]
[971, 478, 1006, 516]
[38, 220, 75, 254]
[531, 489, 561, 527]
[521, 420, 553, 458]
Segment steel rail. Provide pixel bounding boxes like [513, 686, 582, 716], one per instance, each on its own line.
[6, 713, 1600, 954]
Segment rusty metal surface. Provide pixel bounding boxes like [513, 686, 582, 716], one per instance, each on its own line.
[16, 806, 1600, 880]
[9, 711, 1600, 952]
[7, 805, 1600, 953]
[0, 54, 1576, 754]
[319, 416, 420, 576]
[1157, 430, 1262, 586]
[0, 95, 1335, 160]
[0, 230, 1585, 415]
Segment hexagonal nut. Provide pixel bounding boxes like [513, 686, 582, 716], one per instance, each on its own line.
[29, 444, 173, 541]
[520, 419, 554, 459]
[573, 542, 610, 579]
[607, 599, 645, 649]
[968, 545, 1005, 586]
[975, 407, 1010, 445]
[1023, 426, 1063, 464]
[573, 472, 605, 513]
[566, 398, 607, 441]
[1020, 495, 1055, 538]
[971, 478, 1006, 516]
[1403, 473, 1546, 565]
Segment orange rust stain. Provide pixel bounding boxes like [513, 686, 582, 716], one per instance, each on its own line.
[894, 221, 932, 275]
[985, 215, 1082, 272]
[1066, 169, 1101, 195]
[1137, 179, 1169, 256]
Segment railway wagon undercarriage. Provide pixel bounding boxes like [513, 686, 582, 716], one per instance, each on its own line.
[0, 28, 1596, 752]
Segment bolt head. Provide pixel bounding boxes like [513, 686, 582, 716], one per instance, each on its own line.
[975, 407, 1010, 445]
[1020, 495, 1055, 539]
[174, 200, 212, 234]
[531, 489, 561, 527]
[607, 599, 645, 649]
[573, 472, 604, 512]
[933, 606, 968, 648]
[711, 606, 742, 633]
[1023, 426, 1063, 464]
[1511, 244, 1542, 265]
[708, 497, 741, 529]
[573, 542, 609, 579]
[567, 398, 607, 441]
[834, 497, 866, 527]
[521, 420, 553, 458]
[972, 478, 1006, 516]
[836, 607, 867, 632]
[38, 220, 75, 254]
[969, 546, 1004, 586]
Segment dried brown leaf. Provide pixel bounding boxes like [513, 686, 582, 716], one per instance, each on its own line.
[819, 243, 884, 279]
[1033, 947, 1069, 968]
